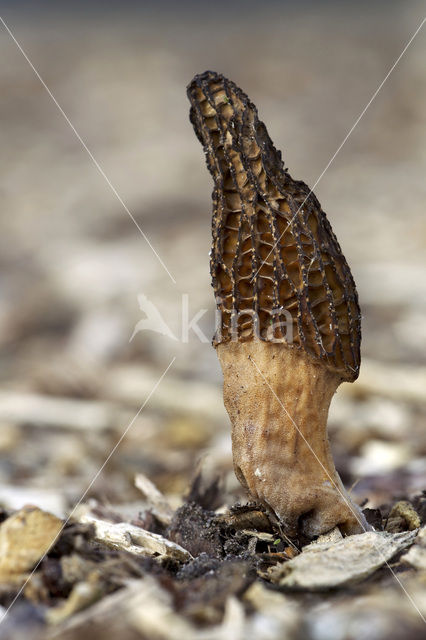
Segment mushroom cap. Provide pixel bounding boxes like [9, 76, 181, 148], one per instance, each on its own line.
[187, 70, 361, 382]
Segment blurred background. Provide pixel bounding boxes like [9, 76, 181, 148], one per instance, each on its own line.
[0, 0, 425, 518]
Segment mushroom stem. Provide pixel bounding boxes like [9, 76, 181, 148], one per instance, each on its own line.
[218, 340, 366, 537]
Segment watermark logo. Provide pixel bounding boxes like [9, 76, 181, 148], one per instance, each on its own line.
[130, 293, 293, 344]
[130, 293, 209, 343]
[130, 294, 178, 342]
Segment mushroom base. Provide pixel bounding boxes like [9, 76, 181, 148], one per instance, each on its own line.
[217, 340, 368, 538]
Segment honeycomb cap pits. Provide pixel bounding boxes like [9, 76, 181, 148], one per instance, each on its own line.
[187, 70, 361, 382]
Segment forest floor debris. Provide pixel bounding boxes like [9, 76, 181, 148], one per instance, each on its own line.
[0, 472, 425, 640]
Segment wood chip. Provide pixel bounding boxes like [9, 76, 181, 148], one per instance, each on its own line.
[0, 484, 66, 518]
[46, 573, 104, 625]
[345, 358, 426, 405]
[105, 364, 224, 420]
[215, 508, 272, 532]
[244, 582, 301, 639]
[268, 530, 418, 590]
[401, 526, 426, 570]
[0, 391, 121, 431]
[304, 526, 343, 547]
[134, 473, 174, 526]
[0, 507, 62, 584]
[47, 577, 196, 639]
[79, 512, 191, 562]
[128, 575, 197, 639]
[240, 530, 275, 543]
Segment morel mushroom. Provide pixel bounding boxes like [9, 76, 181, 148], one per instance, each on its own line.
[187, 71, 368, 537]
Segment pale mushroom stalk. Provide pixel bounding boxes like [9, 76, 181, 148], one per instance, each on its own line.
[187, 71, 368, 538]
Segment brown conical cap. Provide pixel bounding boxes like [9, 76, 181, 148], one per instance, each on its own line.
[188, 71, 361, 381]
